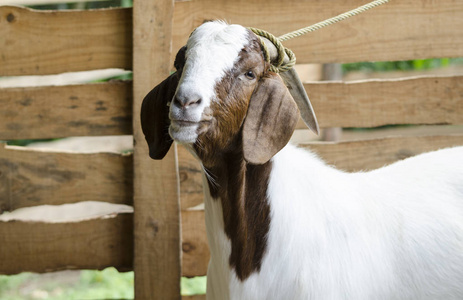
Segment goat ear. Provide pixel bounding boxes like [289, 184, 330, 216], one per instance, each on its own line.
[140, 72, 179, 160]
[243, 73, 299, 164]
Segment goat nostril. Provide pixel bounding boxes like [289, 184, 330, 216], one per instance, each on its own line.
[190, 98, 202, 106]
[174, 95, 202, 108]
[173, 96, 183, 108]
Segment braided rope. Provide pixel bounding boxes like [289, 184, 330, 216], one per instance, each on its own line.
[249, 27, 294, 73]
[278, 0, 389, 41]
[249, 0, 389, 73]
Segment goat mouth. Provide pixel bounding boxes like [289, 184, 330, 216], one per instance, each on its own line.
[171, 120, 197, 127]
[169, 119, 211, 144]
[170, 119, 212, 128]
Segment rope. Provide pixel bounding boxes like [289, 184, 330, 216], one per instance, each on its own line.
[249, 27, 295, 73]
[249, 0, 389, 73]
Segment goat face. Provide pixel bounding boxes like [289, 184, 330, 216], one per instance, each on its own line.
[170, 22, 266, 150]
[141, 21, 301, 165]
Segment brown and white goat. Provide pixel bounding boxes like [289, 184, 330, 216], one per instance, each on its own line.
[141, 21, 463, 300]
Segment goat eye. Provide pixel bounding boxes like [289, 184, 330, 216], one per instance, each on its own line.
[245, 70, 255, 80]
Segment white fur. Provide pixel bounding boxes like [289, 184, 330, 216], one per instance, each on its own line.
[205, 144, 463, 300]
[170, 21, 463, 300]
[169, 21, 249, 144]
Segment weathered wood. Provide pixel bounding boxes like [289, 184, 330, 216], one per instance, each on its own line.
[182, 210, 209, 277]
[0, 6, 132, 76]
[0, 144, 133, 213]
[3, 0, 462, 76]
[0, 213, 133, 275]
[2, 75, 461, 139]
[133, 0, 180, 299]
[304, 134, 463, 172]
[172, 0, 463, 65]
[178, 147, 204, 210]
[298, 75, 463, 129]
[182, 295, 206, 300]
[0, 81, 132, 140]
[320, 63, 343, 141]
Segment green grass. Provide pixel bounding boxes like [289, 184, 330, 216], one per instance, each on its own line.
[0, 269, 206, 299]
[342, 58, 462, 73]
[181, 276, 207, 296]
[0, 269, 134, 300]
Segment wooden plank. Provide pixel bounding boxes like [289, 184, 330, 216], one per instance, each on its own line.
[2, 75, 461, 140]
[178, 147, 204, 210]
[0, 6, 132, 76]
[0, 81, 132, 140]
[0, 143, 133, 213]
[298, 75, 463, 129]
[132, 0, 180, 299]
[181, 210, 209, 277]
[172, 0, 463, 65]
[180, 209, 207, 277]
[0, 213, 133, 275]
[303, 134, 463, 172]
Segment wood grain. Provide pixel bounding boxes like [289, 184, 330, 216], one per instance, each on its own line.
[304, 134, 463, 172]
[299, 75, 463, 129]
[0, 6, 132, 76]
[0, 143, 133, 213]
[182, 210, 209, 277]
[0, 81, 132, 140]
[172, 0, 463, 65]
[3, 0, 462, 76]
[0, 213, 133, 275]
[132, 0, 181, 299]
[177, 147, 204, 210]
[1, 75, 460, 140]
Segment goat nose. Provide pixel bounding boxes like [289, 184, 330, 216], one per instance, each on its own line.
[173, 93, 202, 108]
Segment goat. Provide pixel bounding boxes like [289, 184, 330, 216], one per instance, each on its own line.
[141, 21, 463, 300]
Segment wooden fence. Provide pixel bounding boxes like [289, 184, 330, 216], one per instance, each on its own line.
[1, 0, 463, 299]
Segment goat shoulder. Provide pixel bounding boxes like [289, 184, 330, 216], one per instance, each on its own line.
[231, 144, 463, 300]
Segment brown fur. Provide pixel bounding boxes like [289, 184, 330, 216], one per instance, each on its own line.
[141, 30, 300, 281]
[192, 32, 299, 281]
[204, 144, 272, 281]
[190, 33, 275, 280]
[195, 34, 267, 168]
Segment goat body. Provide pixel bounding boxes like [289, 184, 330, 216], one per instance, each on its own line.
[205, 144, 463, 300]
[141, 21, 463, 300]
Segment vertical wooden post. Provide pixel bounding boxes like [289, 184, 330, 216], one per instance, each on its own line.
[132, 0, 181, 299]
[321, 63, 343, 142]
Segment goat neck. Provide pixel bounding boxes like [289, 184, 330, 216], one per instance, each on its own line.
[195, 132, 272, 281]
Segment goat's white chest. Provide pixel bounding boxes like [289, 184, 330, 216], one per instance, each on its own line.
[202, 173, 232, 300]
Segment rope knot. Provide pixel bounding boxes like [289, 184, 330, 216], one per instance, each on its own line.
[249, 27, 296, 73]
